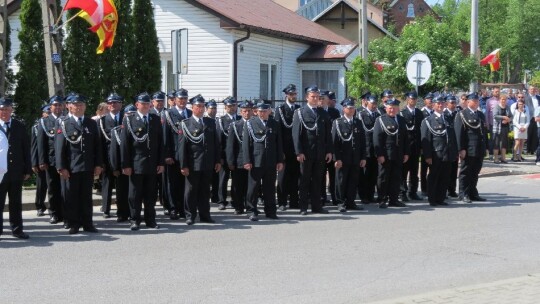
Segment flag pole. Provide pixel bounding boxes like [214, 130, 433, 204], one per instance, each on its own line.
[53, 0, 71, 27]
[54, 10, 82, 31]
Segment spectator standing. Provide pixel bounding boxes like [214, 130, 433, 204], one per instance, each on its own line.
[485, 87, 501, 159]
[526, 86, 540, 154]
[492, 94, 512, 163]
[512, 98, 529, 162]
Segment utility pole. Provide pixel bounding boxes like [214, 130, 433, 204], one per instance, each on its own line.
[469, 0, 479, 93]
[41, 0, 65, 96]
[0, 0, 7, 96]
[358, 0, 368, 59]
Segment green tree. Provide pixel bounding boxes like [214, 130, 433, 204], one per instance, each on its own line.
[131, 0, 161, 94]
[4, 17, 16, 96]
[14, 0, 48, 125]
[348, 16, 480, 98]
[63, 11, 103, 111]
[100, 0, 134, 100]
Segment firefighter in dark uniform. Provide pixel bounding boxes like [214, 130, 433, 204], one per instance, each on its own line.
[332, 98, 366, 212]
[162, 89, 192, 219]
[454, 93, 487, 203]
[216, 96, 240, 210]
[357, 94, 381, 203]
[373, 98, 409, 208]
[37, 95, 66, 226]
[120, 93, 164, 231]
[399, 91, 424, 201]
[98, 93, 124, 218]
[32, 105, 50, 216]
[225, 101, 252, 215]
[379, 89, 393, 114]
[275, 84, 301, 210]
[357, 91, 371, 114]
[319, 90, 340, 206]
[443, 95, 460, 198]
[420, 92, 434, 196]
[150, 92, 168, 214]
[177, 95, 221, 225]
[242, 102, 283, 221]
[108, 106, 134, 222]
[421, 95, 458, 206]
[56, 94, 103, 234]
[205, 100, 221, 207]
[0, 98, 32, 240]
[292, 85, 333, 215]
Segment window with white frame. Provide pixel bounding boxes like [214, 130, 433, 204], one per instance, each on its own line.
[260, 63, 278, 100]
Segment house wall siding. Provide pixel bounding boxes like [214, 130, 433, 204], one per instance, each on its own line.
[8, 9, 22, 76]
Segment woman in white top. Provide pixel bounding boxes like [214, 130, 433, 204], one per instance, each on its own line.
[512, 97, 530, 161]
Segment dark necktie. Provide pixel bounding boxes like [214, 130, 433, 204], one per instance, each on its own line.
[115, 114, 119, 126]
[143, 115, 148, 128]
[78, 117, 82, 126]
[5, 121, 10, 135]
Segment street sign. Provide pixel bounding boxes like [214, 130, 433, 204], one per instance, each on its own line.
[406, 52, 431, 92]
[52, 53, 61, 64]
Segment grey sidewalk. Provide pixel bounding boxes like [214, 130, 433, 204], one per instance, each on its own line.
[368, 274, 540, 304]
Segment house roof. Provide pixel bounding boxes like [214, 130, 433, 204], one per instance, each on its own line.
[7, 0, 22, 15]
[185, 0, 352, 45]
[297, 44, 357, 62]
[312, 0, 397, 40]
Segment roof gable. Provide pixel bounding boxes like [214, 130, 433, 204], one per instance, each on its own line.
[185, 0, 352, 45]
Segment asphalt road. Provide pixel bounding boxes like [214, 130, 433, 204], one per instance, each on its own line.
[1, 174, 540, 304]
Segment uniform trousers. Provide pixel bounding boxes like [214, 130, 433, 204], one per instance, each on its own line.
[63, 172, 94, 228]
[427, 156, 451, 204]
[157, 172, 168, 209]
[246, 167, 277, 216]
[448, 160, 459, 193]
[184, 170, 212, 221]
[211, 170, 219, 203]
[128, 173, 157, 224]
[0, 179, 24, 235]
[277, 156, 300, 208]
[299, 159, 325, 212]
[46, 166, 64, 219]
[100, 169, 115, 214]
[401, 146, 420, 195]
[218, 167, 233, 205]
[115, 174, 130, 218]
[377, 160, 402, 203]
[165, 163, 185, 217]
[459, 156, 483, 198]
[34, 170, 47, 212]
[358, 157, 378, 201]
[231, 168, 248, 212]
[321, 161, 336, 203]
[336, 165, 359, 207]
[420, 155, 429, 193]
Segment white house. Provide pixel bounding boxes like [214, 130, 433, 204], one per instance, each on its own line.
[154, 0, 358, 101]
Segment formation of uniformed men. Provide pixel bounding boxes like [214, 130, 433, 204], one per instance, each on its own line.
[1, 84, 488, 240]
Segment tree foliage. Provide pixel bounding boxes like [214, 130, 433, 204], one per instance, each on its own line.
[347, 16, 479, 99]
[14, 0, 48, 125]
[131, 0, 161, 94]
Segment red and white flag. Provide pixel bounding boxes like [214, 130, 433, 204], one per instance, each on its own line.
[480, 49, 500, 72]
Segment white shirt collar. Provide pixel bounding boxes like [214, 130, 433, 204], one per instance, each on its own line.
[137, 112, 147, 120]
[286, 101, 295, 108]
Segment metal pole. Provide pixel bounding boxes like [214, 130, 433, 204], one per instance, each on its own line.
[0, 0, 7, 96]
[357, 0, 368, 59]
[41, 0, 65, 96]
[469, 0, 479, 93]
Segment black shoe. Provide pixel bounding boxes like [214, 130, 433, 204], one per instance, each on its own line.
[265, 214, 279, 220]
[69, 226, 80, 235]
[448, 191, 459, 198]
[146, 222, 160, 229]
[409, 193, 423, 200]
[312, 208, 329, 214]
[400, 194, 410, 202]
[470, 196, 487, 202]
[163, 209, 170, 216]
[378, 202, 388, 209]
[186, 219, 194, 225]
[103, 213, 111, 219]
[200, 217, 216, 224]
[83, 226, 99, 233]
[63, 222, 70, 229]
[169, 210, 180, 220]
[461, 196, 472, 203]
[37, 209, 46, 217]
[249, 215, 259, 222]
[217, 203, 226, 210]
[130, 223, 140, 231]
[347, 204, 363, 211]
[438, 201, 449, 206]
[389, 201, 407, 207]
[300, 210, 308, 216]
[49, 216, 60, 224]
[234, 210, 244, 215]
[278, 205, 287, 212]
[117, 216, 129, 223]
[429, 202, 438, 207]
[12, 231, 29, 239]
[338, 206, 347, 212]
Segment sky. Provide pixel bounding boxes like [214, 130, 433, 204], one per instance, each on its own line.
[425, 0, 440, 6]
